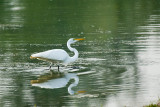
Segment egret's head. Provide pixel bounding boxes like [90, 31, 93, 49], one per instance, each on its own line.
[68, 38, 85, 44]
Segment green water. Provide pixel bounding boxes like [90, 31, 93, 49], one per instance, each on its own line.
[1, 0, 160, 107]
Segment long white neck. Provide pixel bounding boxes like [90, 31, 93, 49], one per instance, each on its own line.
[68, 76, 79, 95]
[67, 42, 79, 63]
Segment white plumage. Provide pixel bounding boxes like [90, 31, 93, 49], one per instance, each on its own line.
[30, 38, 84, 71]
[31, 49, 69, 63]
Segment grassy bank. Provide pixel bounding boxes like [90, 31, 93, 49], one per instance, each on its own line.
[144, 100, 160, 107]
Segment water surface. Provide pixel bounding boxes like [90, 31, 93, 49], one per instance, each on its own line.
[0, 0, 160, 107]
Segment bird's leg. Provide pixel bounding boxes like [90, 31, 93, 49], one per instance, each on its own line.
[49, 62, 53, 71]
[58, 65, 59, 72]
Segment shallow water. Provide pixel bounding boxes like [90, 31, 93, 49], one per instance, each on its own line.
[1, 0, 160, 107]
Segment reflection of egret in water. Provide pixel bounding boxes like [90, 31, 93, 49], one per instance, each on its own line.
[31, 73, 80, 95]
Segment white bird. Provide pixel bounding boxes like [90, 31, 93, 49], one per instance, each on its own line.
[30, 38, 84, 71]
[31, 73, 79, 95]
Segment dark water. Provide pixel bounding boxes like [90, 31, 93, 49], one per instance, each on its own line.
[1, 0, 160, 107]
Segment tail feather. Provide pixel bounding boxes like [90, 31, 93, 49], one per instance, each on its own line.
[30, 56, 37, 59]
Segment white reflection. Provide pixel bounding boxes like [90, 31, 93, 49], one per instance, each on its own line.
[136, 35, 160, 98]
[11, 7, 24, 11]
[31, 73, 79, 95]
[136, 15, 160, 35]
[105, 14, 160, 107]
[3, 0, 25, 24]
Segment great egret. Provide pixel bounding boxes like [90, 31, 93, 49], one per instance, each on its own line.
[30, 38, 84, 71]
[31, 73, 79, 95]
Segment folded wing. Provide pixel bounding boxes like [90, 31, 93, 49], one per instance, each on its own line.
[31, 49, 69, 63]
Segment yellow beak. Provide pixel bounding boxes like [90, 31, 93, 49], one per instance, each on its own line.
[74, 38, 85, 41]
